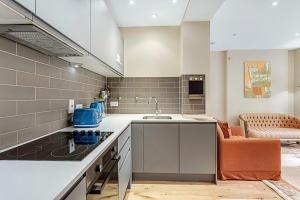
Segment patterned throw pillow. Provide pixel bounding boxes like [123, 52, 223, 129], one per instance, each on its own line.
[217, 120, 232, 138]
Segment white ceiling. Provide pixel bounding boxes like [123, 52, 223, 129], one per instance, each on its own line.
[184, 0, 225, 21]
[105, 0, 300, 50]
[211, 0, 300, 51]
[105, 0, 189, 27]
[105, 0, 224, 27]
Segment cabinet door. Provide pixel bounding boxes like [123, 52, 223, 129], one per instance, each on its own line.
[36, 0, 90, 51]
[131, 124, 143, 173]
[91, 0, 123, 73]
[15, 0, 35, 13]
[180, 124, 216, 174]
[144, 124, 179, 173]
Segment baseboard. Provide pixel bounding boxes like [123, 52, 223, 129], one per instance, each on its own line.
[133, 173, 216, 183]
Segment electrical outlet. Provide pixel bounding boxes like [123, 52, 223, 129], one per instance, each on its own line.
[110, 101, 119, 107]
[68, 99, 75, 113]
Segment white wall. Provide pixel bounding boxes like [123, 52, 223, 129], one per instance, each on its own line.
[226, 50, 290, 124]
[121, 26, 180, 77]
[207, 51, 227, 120]
[288, 50, 295, 115]
[180, 22, 210, 75]
[294, 49, 300, 117]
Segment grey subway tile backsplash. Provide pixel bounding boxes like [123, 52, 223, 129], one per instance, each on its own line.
[36, 62, 61, 78]
[50, 100, 69, 111]
[107, 77, 180, 114]
[36, 111, 61, 125]
[0, 131, 18, 150]
[17, 100, 50, 115]
[0, 85, 35, 100]
[0, 114, 35, 134]
[0, 37, 16, 54]
[0, 36, 106, 150]
[105, 75, 207, 116]
[17, 123, 51, 143]
[17, 44, 49, 64]
[0, 51, 35, 73]
[17, 72, 50, 88]
[0, 68, 16, 85]
[0, 101, 17, 117]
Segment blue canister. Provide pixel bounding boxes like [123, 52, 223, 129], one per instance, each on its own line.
[90, 100, 105, 119]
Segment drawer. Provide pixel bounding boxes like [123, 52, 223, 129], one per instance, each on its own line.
[118, 138, 131, 170]
[118, 125, 131, 153]
[118, 149, 131, 200]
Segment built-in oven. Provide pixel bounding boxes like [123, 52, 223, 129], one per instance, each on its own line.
[188, 75, 205, 99]
[86, 142, 120, 200]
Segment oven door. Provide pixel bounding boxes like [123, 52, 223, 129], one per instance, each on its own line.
[87, 156, 120, 200]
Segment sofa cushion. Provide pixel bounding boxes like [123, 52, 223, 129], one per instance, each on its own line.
[249, 127, 300, 139]
[218, 121, 232, 138]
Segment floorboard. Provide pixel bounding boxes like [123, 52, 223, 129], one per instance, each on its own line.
[124, 181, 282, 200]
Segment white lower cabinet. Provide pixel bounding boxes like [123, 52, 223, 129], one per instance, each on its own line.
[118, 125, 132, 200]
[131, 123, 217, 181]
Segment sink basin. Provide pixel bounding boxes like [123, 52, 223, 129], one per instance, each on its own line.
[142, 115, 172, 120]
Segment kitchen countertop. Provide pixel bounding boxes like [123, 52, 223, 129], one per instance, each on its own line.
[0, 114, 216, 200]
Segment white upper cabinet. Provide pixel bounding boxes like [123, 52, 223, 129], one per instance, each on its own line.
[91, 0, 123, 74]
[15, 0, 35, 13]
[35, 0, 91, 51]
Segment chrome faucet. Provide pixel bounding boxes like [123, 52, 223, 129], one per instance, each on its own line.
[148, 96, 161, 116]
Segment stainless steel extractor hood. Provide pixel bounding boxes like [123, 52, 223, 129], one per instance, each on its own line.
[0, 24, 84, 57]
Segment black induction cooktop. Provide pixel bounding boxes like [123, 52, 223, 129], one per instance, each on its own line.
[0, 130, 113, 161]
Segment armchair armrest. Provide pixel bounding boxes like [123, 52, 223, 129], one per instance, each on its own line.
[219, 138, 281, 172]
[240, 118, 249, 136]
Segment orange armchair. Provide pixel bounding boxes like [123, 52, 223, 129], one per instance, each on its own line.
[217, 125, 281, 180]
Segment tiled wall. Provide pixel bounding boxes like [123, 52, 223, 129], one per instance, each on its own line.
[107, 77, 180, 114]
[0, 36, 106, 150]
[180, 75, 206, 114]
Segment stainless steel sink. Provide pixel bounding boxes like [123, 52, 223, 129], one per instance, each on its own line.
[142, 115, 172, 120]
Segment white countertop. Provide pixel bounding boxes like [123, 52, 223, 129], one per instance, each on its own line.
[0, 114, 216, 200]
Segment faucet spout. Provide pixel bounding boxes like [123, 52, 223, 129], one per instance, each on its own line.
[149, 96, 161, 116]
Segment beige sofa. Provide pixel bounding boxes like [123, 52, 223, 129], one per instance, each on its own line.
[239, 113, 300, 141]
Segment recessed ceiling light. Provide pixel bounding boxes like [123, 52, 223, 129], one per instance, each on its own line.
[129, 0, 135, 5]
[152, 13, 157, 19]
[172, 0, 177, 3]
[71, 63, 82, 68]
[295, 33, 300, 37]
[272, 1, 278, 6]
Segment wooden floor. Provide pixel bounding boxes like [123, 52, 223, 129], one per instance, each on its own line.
[125, 181, 282, 200]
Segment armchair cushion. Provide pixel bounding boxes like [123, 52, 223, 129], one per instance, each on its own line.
[217, 121, 232, 138]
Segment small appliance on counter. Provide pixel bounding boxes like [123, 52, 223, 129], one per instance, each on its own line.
[73, 100, 105, 128]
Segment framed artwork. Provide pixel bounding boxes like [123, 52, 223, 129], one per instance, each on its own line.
[244, 61, 271, 98]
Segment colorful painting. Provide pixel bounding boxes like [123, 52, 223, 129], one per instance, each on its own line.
[244, 61, 271, 98]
